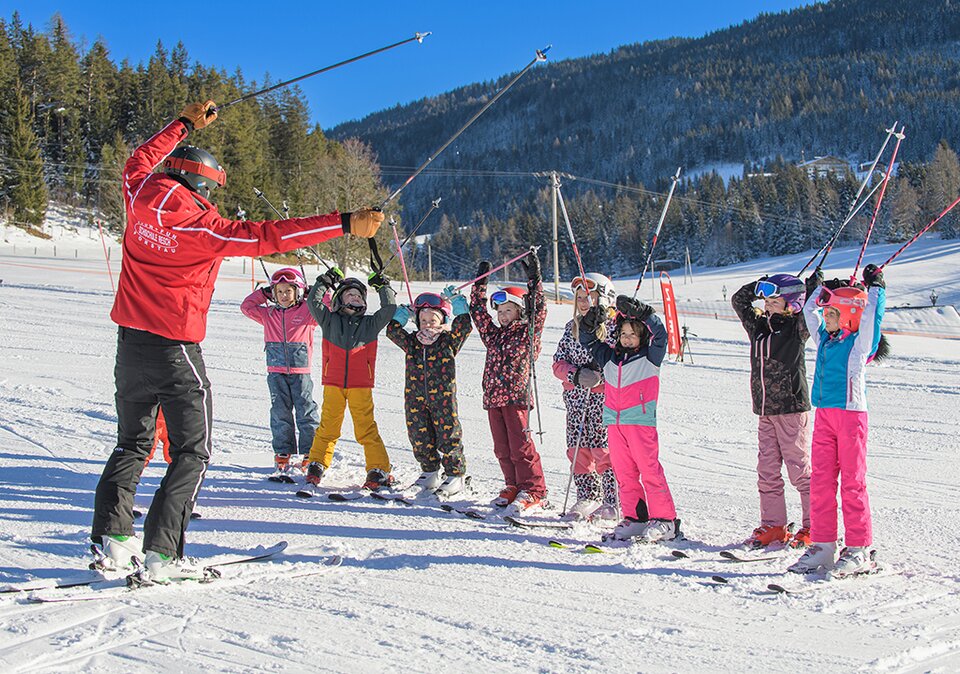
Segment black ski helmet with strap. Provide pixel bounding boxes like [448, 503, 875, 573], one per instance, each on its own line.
[163, 145, 226, 200]
[330, 277, 368, 313]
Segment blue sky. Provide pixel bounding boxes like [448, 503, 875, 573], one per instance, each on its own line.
[3, 1, 813, 129]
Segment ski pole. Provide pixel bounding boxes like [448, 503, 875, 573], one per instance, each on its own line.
[281, 199, 308, 280]
[880, 192, 960, 269]
[852, 124, 905, 281]
[214, 33, 431, 113]
[96, 219, 115, 294]
[454, 246, 539, 291]
[382, 197, 441, 271]
[799, 121, 898, 275]
[526, 292, 545, 441]
[379, 46, 550, 209]
[561, 404, 590, 516]
[798, 176, 884, 276]
[254, 188, 333, 272]
[633, 167, 681, 299]
[388, 216, 415, 305]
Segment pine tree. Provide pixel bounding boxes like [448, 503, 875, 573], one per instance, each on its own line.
[96, 131, 129, 233]
[921, 141, 960, 239]
[9, 82, 47, 227]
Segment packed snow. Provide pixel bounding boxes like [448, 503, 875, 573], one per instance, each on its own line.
[0, 213, 959, 672]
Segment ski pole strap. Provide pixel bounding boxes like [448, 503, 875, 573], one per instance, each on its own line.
[368, 238, 384, 273]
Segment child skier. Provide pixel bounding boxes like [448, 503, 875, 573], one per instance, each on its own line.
[579, 295, 680, 542]
[552, 274, 620, 521]
[731, 273, 812, 549]
[469, 248, 548, 512]
[302, 268, 397, 492]
[789, 265, 886, 577]
[386, 288, 473, 498]
[241, 267, 320, 482]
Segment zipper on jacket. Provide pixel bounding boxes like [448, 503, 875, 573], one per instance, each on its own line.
[422, 346, 428, 400]
[281, 309, 289, 372]
[616, 360, 623, 424]
[758, 333, 767, 416]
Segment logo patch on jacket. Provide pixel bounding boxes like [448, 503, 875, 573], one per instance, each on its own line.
[134, 221, 179, 252]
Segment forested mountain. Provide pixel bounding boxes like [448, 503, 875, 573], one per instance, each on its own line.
[3, 2, 960, 280]
[329, 0, 960, 277]
[0, 11, 388, 265]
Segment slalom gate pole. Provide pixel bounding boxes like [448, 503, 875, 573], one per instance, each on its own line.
[379, 46, 550, 209]
[388, 217, 415, 305]
[852, 124, 905, 281]
[382, 197, 441, 271]
[799, 121, 898, 275]
[96, 219, 115, 294]
[215, 33, 431, 113]
[454, 247, 538, 292]
[633, 167, 681, 300]
[880, 192, 960, 269]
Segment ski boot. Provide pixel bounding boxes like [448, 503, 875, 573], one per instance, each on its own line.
[742, 524, 792, 550]
[562, 499, 601, 522]
[413, 470, 444, 498]
[363, 468, 397, 492]
[607, 517, 649, 541]
[829, 547, 877, 579]
[493, 485, 519, 507]
[638, 518, 681, 543]
[789, 526, 811, 549]
[129, 551, 206, 587]
[268, 454, 296, 484]
[94, 534, 143, 572]
[435, 475, 468, 499]
[787, 541, 837, 574]
[507, 491, 546, 514]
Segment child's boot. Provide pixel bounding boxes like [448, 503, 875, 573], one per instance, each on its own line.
[435, 475, 467, 499]
[100, 534, 143, 571]
[305, 462, 325, 486]
[830, 546, 877, 579]
[413, 470, 443, 497]
[363, 468, 397, 491]
[268, 454, 295, 484]
[493, 485, 519, 507]
[788, 541, 837, 574]
[789, 526, 811, 549]
[743, 524, 791, 549]
[562, 473, 601, 521]
[639, 518, 681, 543]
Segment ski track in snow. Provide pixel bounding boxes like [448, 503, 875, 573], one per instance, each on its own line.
[0, 241, 958, 672]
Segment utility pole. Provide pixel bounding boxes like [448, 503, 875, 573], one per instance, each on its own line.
[552, 171, 561, 303]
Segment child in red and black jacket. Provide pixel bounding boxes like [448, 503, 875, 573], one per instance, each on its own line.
[469, 248, 548, 513]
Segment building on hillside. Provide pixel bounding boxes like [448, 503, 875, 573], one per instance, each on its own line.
[797, 155, 852, 178]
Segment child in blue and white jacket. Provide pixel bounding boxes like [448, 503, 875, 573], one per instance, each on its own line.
[789, 264, 886, 577]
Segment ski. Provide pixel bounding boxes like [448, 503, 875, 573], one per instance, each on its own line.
[503, 515, 571, 531]
[327, 490, 370, 502]
[719, 550, 782, 563]
[268, 474, 297, 484]
[439, 503, 487, 520]
[764, 582, 815, 596]
[24, 542, 333, 603]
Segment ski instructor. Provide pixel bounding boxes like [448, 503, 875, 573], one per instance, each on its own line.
[91, 100, 384, 580]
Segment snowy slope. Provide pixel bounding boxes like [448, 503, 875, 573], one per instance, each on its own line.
[0, 230, 959, 672]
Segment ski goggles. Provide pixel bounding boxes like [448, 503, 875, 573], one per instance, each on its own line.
[489, 290, 525, 309]
[755, 279, 805, 299]
[571, 276, 598, 292]
[414, 293, 445, 309]
[272, 270, 301, 285]
[815, 286, 866, 308]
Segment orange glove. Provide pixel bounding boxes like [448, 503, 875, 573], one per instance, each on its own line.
[179, 100, 217, 130]
[344, 208, 385, 237]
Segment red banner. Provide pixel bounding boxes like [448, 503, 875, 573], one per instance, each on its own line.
[659, 272, 681, 356]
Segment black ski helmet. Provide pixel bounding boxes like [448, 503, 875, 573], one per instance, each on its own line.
[330, 278, 368, 313]
[163, 145, 226, 200]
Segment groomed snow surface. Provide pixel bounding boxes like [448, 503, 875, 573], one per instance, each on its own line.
[1, 215, 959, 672]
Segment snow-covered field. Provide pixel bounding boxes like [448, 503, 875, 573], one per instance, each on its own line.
[1, 215, 959, 672]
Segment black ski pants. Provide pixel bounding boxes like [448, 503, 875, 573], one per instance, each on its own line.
[92, 327, 212, 557]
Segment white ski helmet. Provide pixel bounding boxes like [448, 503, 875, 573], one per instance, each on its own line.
[571, 273, 617, 306]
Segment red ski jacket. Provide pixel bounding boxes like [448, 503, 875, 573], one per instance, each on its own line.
[110, 119, 345, 343]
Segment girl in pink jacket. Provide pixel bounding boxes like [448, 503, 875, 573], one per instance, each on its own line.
[241, 268, 320, 481]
